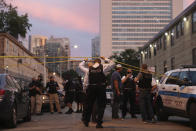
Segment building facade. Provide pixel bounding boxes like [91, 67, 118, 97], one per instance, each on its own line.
[45, 36, 70, 76]
[92, 36, 100, 57]
[100, 0, 183, 58]
[140, 1, 196, 75]
[28, 35, 48, 56]
[0, 33, 48, 86]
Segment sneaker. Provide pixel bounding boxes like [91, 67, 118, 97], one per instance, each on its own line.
[83, 121, 89, 127]
[96, 124, 103, 128]
[143, 120, 148, 124]
[58, 112, 62, 114]
[65, 109, 73, 114]
[51, 112, 54, 114]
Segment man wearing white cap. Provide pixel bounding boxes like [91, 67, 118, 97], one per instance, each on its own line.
[111, 64, 123, 119]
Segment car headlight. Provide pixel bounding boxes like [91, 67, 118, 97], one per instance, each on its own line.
[42, 95, 48, 100]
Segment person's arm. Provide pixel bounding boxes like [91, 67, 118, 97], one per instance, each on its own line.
[121, 74, 132, 84]
[114, 80, 120, 96]
[56, 82, 60, 90]
[102, 57, 115, 74]
[134, 73, 142, 82]
[79, 61, 89, 73]
[151, 78, 157, 92]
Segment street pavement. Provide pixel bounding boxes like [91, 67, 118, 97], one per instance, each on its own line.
[0, 106, 193, 131]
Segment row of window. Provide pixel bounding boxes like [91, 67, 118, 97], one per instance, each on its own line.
[112, 15, 171, 19]
[112, 33, 157, 36]
[112, 20, 170, 23]
[112, 37, 151, 41]
[112, 11, 171, 14]
[112, 24, 167, 27]
[112, 42, 145, 45]
[112, 6, 171, 10]
[112, 28, 162, 32]
[112, 3, 171, 6]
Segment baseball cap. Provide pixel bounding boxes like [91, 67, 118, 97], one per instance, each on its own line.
[116, 64, 122, 68]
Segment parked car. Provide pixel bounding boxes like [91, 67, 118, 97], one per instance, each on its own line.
[0, 74, 31, 128]
[155, 65, 196, 129]
[42, 90, 66, 112]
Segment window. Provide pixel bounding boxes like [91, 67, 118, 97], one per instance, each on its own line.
[166, 72, 180, 84]
[192, 11, 196, 33]
[163, 36, 167, 50]
[164, 60, 167, 73]
[170, 29, 174, 46]
[154, 47, 156, 56]
[192, 48, 196, 65]
[179, 71, 196, 86]
[171, 57, 175, 70]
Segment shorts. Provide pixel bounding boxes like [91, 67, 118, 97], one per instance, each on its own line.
[65, 91, 75, 104]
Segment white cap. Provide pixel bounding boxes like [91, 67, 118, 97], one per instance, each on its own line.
[116, 64, 122, 68]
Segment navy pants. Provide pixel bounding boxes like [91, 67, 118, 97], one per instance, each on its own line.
[139, 91, 154, 121]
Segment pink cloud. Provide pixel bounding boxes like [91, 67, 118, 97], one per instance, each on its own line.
[11, 0, 99, 34]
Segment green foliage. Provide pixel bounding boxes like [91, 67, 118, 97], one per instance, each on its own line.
[62, 70, 79, 80]
[0, 1, 31, 39]
[110, 49, 140, 77]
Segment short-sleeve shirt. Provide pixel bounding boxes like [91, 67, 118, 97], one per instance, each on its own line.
[111, 71, 122, 91]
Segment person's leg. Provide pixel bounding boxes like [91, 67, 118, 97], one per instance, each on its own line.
[146, 93, 154, 121]
[129, 91, 136, 118]
[122, 91, 128, 119]
[96, 86, 106, 127]
[112, 93, 120, 119]
[139, 92, 148, 121]
[49, 94, 54, 113]
[54, 93, 61, 113]
[31, 96, 36, 114]
[92, 100, 97, 122]
[36, 94, 43, 114]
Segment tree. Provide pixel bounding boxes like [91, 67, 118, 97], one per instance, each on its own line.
[0, 0, 32, 39]
[110, 49, 140, 77]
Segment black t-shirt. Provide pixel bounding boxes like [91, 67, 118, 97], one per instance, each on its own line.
[28, 81, 37, 96]
[46, 81, 59, 94]
[35, 80, 43, 94]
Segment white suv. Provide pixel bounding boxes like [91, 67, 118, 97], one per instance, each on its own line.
[156, 65, 196, 129]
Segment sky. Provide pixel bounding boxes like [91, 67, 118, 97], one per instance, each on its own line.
[8, 0, 195, 57]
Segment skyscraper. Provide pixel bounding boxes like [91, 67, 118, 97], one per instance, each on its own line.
[100, 0, 183, 58]
[92, 36, 100, 57]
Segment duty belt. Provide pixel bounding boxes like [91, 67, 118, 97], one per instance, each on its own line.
[139, 88, 151, 91]
[89, 83, 106, 86]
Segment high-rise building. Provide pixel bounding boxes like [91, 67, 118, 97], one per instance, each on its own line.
[100, 0, 183, 58]
[28, 35, 48, 56]
[45, 36, 70, 76]
[92, 36, 100, 57]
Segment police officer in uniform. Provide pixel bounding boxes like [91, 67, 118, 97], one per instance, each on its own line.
[121, 69, 137, 119]
[81, 57, 115, 128]
[134, 64, 155, 123]
[46, 76, 62, 114]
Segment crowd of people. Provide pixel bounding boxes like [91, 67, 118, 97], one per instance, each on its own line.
[28, 57, 158, 129]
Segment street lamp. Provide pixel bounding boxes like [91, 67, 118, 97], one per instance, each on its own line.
[5, 65, 8, 73]
[73, 45, 78, 49]
[53, 72, 56, 76]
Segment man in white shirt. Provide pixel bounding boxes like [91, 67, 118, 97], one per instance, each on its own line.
[79, 57, 115, 128]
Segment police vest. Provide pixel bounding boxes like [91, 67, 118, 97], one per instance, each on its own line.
[47, 81, 58, 94]
[89, 64, 106, 85]
[138, 72, 152, 89]
[123, 77, 136, 90]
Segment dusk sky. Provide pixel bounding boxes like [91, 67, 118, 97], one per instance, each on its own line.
[9, 0, 195, 57]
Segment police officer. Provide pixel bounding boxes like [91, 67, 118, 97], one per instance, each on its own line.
[64, 78, 75, 114]
[134, 64, 155, 123]
[46, 76, 62, 114]
[28, 77, 37, 114]
[35, 75, 43, 115]
[80, 57, 114, 128]
[121, 69, 137, 119]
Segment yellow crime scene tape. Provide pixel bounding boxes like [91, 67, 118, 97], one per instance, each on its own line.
[0, 55, 181, 82]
